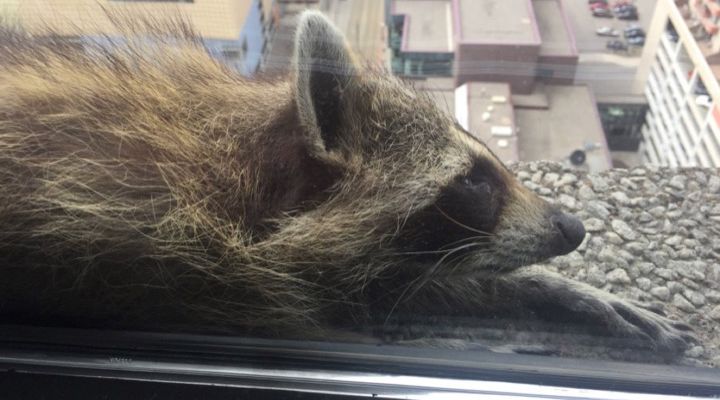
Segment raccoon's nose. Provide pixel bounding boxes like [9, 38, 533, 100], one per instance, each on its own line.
[548, 212, 586, 256]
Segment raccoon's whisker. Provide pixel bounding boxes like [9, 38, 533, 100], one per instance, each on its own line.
[433, 205, 494, 236]
[390, 241, 489, 256]
[445, 251, 488, 275]
[390, 249, 453, 256]
[444, 249, 497, 277]
[438, 235, 493, 250]
[417, 242, 487, 277]
[383, 242, 484, 325]
[403, 246, 493, 302]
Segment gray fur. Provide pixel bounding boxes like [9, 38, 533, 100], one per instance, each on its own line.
[0, 11, 695, 358]
[294, 11, 357, 152]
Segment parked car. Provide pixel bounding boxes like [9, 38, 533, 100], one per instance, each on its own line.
[590, 2, 610, 10]
[596, 26, 621, 37]
[696, 95, 712, 108]
[607, 40, 628, 51]
[618, 13, 639, 20]
[589, 0, 608, 3]
[613, 4, 636, 13]
[593, 8, 613, 17]
[624, 27, 645, 38]
[617, 8, 639, 20]
[627, 35, 645, 46]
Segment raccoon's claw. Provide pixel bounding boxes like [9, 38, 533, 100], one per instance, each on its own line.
[629, 300, 667, 316]
[606, 300, 697, 355]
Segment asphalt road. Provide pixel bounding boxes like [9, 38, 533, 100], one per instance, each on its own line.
[575, 62, 640, 97]
[575, 53, 641, 97]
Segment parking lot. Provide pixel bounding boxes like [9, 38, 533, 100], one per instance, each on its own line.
[562, 0, 657, 54]
[561, 0, 659, 98]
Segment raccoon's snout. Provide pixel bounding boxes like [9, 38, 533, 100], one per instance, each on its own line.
[548, 212, 585, 256]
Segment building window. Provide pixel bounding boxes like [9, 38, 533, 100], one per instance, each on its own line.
[110, 0, 194, 3]
[4, 3, 720, 398]
[535, 67, 554, 79]
[221, 48, 242, 60]
[666, 21, 679, 42]
[599, 104, 648, 151]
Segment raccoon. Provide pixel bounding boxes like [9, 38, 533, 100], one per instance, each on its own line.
[0, 12, 694, 356]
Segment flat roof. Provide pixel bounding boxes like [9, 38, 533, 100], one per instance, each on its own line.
[593, 94, 647, 105]
[515, 85, 612, 172]
[411, 77, 456, 114]
[461, 82, 518, 164]
[14, 0, 253, 41]
[533, 0, 576, 56]
[393, 0, 453, 52]
[411, 77, 456, 91]
[455, 0, 539, 44]
[426, 89, 456, 115]
[511, 84, 550, 108]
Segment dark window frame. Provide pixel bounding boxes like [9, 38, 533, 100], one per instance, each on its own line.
[1, 324, 719, 399]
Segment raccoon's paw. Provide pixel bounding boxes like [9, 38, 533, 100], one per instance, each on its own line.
[592, 297, 697, 356]
[509, 269, 698, 358]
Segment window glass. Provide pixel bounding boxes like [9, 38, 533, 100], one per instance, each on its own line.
[1, 0, 719, 379]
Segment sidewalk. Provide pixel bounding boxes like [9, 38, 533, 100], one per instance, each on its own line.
[579, 52, 642, 67]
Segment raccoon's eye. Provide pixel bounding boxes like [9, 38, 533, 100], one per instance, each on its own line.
[461, 176, 492, 195]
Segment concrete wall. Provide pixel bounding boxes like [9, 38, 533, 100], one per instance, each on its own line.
[536, 54, 578, 85]
[205, 0, 266, 76]
[455, 43, 540, 94]
[633, 0, 670, 94]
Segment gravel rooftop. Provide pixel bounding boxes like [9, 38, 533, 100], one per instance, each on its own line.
[513, 161, 720, 367]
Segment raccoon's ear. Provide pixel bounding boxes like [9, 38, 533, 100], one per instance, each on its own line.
[293, 11, 358, 152]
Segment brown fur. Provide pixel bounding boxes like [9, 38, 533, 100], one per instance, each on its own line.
[0, 12, 698, 356]
[0, 13, 470, 332]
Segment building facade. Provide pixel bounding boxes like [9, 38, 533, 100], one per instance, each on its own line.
[391, 0, 610, 171]
[7, 0, 271, 76]
[635, 0, 720, 167]
[389, 0, 578, 94]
